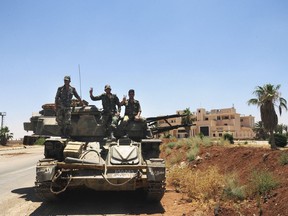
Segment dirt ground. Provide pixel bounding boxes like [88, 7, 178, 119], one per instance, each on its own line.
[161, 143, 288, 216]
[2, 141, 288, 216]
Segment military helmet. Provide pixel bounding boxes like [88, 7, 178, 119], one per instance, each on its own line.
[64, 76, 71, 81]
[104, 84, 111, 90]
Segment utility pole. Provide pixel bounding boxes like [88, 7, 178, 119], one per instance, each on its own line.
[0, 112, 6, 130]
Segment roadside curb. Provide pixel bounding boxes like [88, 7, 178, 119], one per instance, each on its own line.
[0, 145, 40, 151]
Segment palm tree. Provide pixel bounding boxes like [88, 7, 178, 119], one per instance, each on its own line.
[275, 123, 288, 135]
[181, 108, 193, 137]
[248, 84, 287, 149]
[0, 126, 13, 145]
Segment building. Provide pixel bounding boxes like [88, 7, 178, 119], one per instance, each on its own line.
[157, 107, 255, 139]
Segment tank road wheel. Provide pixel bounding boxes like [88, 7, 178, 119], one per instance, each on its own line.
[35, 182, 58, 202]
[146, 181, 166, 202]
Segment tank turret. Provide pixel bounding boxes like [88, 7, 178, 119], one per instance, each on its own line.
[27, 101, 189, 202]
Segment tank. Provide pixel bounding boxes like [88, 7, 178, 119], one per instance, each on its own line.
[28, 102, 188, 202]
[23, 101, 105, 144]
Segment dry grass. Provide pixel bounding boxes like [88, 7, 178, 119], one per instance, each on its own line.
[168, 165, 225, 201]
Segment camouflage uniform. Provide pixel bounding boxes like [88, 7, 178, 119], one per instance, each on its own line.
[90, 89, 121, 137]
[55, 76, 81, 135]
[122, 99, 142, 121]
[121, 89, 147, 137]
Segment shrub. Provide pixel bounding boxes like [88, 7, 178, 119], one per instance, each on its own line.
[186, 146, 199, 162]
[198, 133, 204, 139]
[213, 137, 230, 146]
[167, 164, 188, 191]
[279, 152, 288, 166]
[248, 170, 279, 196]
[169, 151, 183, 165]
[201, 136, 212, 147]
[168, 165, 225, 201]
[165, 148, 172, 156]
[223, 133, 234, 144]
[269, 133, 287, 148]
[185, 166, 225, 201]
[167, 142, 177, 149]
[175, 140, 185, 149]
[183, 138, 194, 149]
[222, 173, 246, 201]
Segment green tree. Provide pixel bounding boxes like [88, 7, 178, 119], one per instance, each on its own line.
[181, 108, 193, 137]
[275, 123, 288, 135]
[248, 84, 287, 149]
[253, 121, 269, 140]
[0, 126, 13, 145]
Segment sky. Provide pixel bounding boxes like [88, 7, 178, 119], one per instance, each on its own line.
[0, 0, 287, 139]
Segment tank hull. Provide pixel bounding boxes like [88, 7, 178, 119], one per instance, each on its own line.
[35, 137, 166, 202]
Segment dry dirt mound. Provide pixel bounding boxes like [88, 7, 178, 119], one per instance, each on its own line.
[162, 144, 288, 216]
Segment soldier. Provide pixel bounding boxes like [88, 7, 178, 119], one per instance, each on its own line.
[55, 76, 83, 137]
[121, 89, 143, 122]
[89, 84, 121, 140]
[120, 89, 148, 137]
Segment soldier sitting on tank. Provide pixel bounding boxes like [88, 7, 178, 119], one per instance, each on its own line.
[89, 84, 121, 140]
[120, 89, 148, 137]
[55, 76, 84, 137]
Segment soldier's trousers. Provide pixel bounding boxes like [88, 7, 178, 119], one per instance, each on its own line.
[102, 114, 119, 135]
[56, 107, 72, 135]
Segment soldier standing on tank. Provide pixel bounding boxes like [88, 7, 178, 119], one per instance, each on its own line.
[121, 89, 143, 122]
[89, 84, 121, 140]
[120, 89, 147, 137]
[55, 76, 83, 137]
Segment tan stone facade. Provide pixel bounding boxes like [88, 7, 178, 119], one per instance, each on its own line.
[157, 107, 255, 139]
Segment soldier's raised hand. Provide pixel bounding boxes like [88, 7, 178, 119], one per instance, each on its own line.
[121, 95, 127, 104]
[89, 87, 93, 95]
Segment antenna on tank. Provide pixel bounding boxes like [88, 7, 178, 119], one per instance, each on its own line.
[78, 64, 82, 98]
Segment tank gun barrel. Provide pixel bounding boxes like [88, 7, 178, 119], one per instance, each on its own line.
[151, 124, 191, 135]
[146, 114, 187, 124]
[146, 114, 192, 135]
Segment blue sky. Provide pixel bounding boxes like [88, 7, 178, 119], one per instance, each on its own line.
[0, 0, 287, 139]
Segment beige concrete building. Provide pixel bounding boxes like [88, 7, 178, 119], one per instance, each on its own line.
[157, 107, 255, 139]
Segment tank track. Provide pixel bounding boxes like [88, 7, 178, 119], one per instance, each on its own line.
[146, 181, 166, 202]
[35, 182, 58, 202]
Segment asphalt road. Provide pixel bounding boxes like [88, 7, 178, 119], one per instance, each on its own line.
[0, 146, 43, 200]
[0, 146, 165, 216]
[0, 146, 44, 215]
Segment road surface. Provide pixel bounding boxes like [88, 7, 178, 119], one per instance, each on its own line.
[0, 146, 165, 216]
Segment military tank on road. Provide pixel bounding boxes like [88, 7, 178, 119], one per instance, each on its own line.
[28, 101, 189, 202]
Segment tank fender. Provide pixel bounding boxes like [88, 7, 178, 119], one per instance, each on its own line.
[146, 158, 166, 181]
[36, 159, 57, 182]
